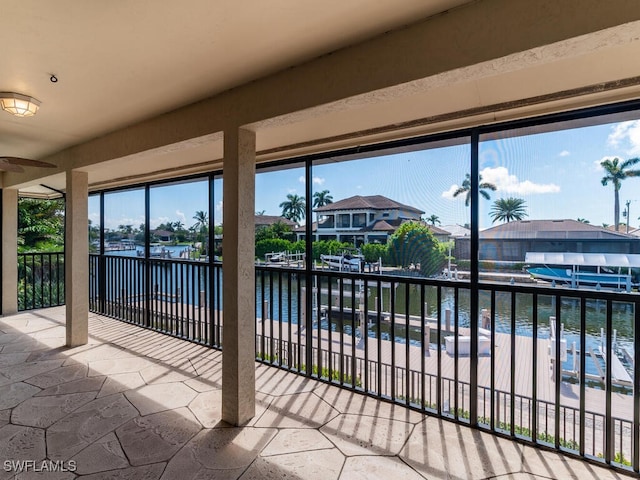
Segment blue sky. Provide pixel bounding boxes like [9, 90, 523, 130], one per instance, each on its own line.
[91, 118, 640, 231]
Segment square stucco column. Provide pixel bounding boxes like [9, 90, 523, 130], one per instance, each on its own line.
[65, 170, 89, 347]
[2, 189, 18, 315]
[222, 128, 256, 426]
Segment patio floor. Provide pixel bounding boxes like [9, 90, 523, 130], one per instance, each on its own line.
[0, 307, 628, 480]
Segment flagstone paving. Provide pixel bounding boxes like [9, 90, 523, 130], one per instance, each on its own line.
[0, 307, 629, 479]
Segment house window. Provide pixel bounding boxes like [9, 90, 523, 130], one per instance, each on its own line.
[369, 213, 375, 222]
[318, 215, 334, 229]
[337, 214, 350, 228]
[353, 213, 366, 227]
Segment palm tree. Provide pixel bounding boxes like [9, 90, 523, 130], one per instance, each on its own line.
[600, 157, 640, 230]
[453, 173, 497, 206]
[312, 190, 333, 208]
[192, 211, 209, 234]
[576, 218, 590, 224]
[490, 197, 528, 223]
[172, 220, 185, 231]
[279, 194, 305, 223]
[118, 224, 133, 235]
[425, 214, 441, 226]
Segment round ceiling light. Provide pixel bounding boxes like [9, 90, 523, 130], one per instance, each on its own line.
[0, 92, 41, 117]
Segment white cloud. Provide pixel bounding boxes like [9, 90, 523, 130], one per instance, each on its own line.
[593, 156, 617, 172]
[480, 166, 560, 195]
[215, 200, 223, 212]
[105, 215, 145, 231]
[559, 150, 570, 157]
[287, 188, 297, 194]
[441, 184, 460, 199]
[150, 216, 170, 229]
[608, 120, 640, 155]
[175, 210, 186, 224]
[298, 175, 325, 185]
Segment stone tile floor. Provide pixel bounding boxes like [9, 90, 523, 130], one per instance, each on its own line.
[0, 307, 630, 479]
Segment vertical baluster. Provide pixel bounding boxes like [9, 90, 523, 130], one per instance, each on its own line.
[510, 290, 516, 436]
[605, 299, 613, 463]
[554, 294, 562, 450]
[420, 284, 426, 411]
[453, 287, 459, 418]
[405, 280, 410, 405]
[579, 296, 586, 457]
[532, 293, 538, 442]
[390, 280, 396, 401]
[490, 290, 496, 431]
[634, 298, 640, 472]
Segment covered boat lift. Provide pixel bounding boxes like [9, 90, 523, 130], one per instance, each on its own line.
[525, 252, 640, 290]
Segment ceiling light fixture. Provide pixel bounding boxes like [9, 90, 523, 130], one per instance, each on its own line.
[0, 92, 41, 117]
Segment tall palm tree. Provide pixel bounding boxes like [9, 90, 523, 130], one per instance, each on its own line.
[312, 190, 333, 208]
[453, 173, 497, 206]
[279, 194, 306, 223]
[192, 211, 209, 234]
[425, 214, 441, 226]
[600, 157, 640, 230]
[490, 197, 528, 223]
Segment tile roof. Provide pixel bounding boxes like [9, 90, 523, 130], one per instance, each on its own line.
[255, 215, 296, 227]
[314, 195, 423, 214]
[480, 219, 635, 239]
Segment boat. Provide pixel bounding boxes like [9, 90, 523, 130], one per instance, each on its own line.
[525, 252, 640, 290]
[265, 251, 287, 263]
[320, 249, 364, 272]
[150, 244, 172, 259]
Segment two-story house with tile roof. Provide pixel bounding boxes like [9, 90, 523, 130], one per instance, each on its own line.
[295, 195, 444, 246]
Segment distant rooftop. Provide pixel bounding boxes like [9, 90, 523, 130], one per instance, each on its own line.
[440, 224, 470, 237]
[255, 215, 296, 227]
[481, 219, 635, 240]
[314, 195, 423, 215]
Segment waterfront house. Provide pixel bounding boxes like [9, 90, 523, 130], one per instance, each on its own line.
[255, 214, 296, 230]
[300, 194, 424, 245]
[152, 228, 174, 243]
[455, 219, 640, 262]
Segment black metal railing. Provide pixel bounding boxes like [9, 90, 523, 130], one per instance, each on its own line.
[18, 252, 65, 311]
[254, 265, 639, 473]
[85, 255, 639, 473]
[89, 254, 223, 349]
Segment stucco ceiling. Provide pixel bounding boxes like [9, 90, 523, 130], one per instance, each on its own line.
[0, 0, 471, 161]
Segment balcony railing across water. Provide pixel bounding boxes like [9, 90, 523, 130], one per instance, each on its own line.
[85, 254, 639, 473]
[18, 252, 65, 311]
[89, 254, 223, 348]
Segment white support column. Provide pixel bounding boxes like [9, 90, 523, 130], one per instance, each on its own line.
[65, 170, 89, 347]
[222, 127, 256, 425]
[2, 189, 18, 315]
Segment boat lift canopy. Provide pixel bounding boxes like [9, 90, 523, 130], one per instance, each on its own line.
[525, 252, 640, 268]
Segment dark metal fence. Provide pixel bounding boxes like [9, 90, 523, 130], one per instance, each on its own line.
[89, 254, 223, 348]
[254, 266, 639, 473]
[18, 252, 65, 311]
[86, 255, 639, 473]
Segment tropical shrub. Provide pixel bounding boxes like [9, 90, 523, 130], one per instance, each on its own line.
[255, 238, 294, 259]
[386, 222, 446, 276]
[361, 243, 387, 263]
